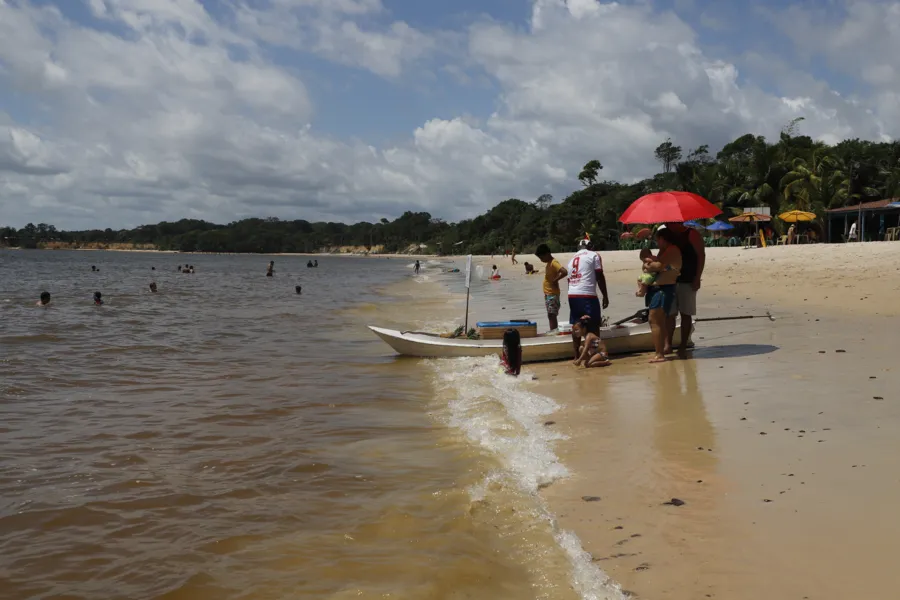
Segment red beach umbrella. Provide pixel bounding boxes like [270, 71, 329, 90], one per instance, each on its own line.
[619, 191, 722, 225]
[635, 228, 652, 240]
[620, 231, 634, 239]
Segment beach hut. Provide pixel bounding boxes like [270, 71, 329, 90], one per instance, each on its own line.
[824, 199, 900, 242]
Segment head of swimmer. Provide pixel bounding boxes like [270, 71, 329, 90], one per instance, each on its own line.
[39, 291, 51, 305]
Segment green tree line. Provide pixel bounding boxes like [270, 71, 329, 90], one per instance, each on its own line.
[3, 122, 899, 254]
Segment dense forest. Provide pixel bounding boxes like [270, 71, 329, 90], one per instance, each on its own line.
[3, 120, 899, 254]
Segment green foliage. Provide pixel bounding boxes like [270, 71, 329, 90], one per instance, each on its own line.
[654, 138, 682, 173]
[3, 130, 899, 254]
[578, 159, 603, 187]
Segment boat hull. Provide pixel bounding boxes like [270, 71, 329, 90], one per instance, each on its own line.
[369, 323, 684, 362]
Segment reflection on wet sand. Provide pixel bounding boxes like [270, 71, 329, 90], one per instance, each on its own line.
[652, 359, 717, 490]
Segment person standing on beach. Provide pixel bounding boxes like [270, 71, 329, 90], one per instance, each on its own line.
[643, 228, 682, 363]
[565, 239, 609, 358]
[848, 220, 858, 242]
[510, 246, 518, 265]
[664, 221, 705, 358]
[535, 244, 567, 332]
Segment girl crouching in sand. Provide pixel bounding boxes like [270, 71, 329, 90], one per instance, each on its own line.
[572, 317, 610, 368]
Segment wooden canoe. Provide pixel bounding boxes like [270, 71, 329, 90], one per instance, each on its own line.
[369, 320, 685, 363]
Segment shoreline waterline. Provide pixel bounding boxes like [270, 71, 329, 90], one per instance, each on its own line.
[395, 260, 631, 599]
[2, 253, 612, 600]
[5, 246, 899, 599]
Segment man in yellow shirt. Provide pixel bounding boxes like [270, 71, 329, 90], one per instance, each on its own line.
[535, 244, 568, 332]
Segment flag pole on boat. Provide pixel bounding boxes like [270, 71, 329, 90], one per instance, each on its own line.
[464, 254, 472, 331]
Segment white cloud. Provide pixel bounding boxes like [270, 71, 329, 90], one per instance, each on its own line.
[767, 0, 900, 88]
[0, 0, 894, 229]
[0, 126, 70, 175]
[231, 0, 438, 78]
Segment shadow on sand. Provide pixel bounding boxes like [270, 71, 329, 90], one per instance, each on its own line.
[691, 344, 779, 360]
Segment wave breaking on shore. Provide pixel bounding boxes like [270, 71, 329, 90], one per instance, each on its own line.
[427, 357, 628, 600]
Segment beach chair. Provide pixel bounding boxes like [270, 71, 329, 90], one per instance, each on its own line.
[776, 235, 787, 246]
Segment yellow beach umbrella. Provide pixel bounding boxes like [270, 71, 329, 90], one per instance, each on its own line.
[778, 210, 817, 223]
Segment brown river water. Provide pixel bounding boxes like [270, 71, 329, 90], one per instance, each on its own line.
[0, 251, 625, 600]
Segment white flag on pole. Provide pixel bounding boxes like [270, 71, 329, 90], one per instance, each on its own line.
[465, 255, 472, 289]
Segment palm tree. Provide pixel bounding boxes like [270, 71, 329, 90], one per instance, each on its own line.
[721, 141, 784, 212]
[779, 153, 846, 211]
[878, 160, 900, 199]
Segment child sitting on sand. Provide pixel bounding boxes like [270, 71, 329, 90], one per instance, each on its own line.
[572, 317, 610, 368]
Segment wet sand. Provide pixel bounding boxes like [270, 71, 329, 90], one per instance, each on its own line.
[464, 242, 900, 599]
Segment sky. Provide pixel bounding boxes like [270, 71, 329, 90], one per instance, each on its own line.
[1, 0, 898, 229]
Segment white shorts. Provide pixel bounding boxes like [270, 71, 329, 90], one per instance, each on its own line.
[669, 282, 697, 316]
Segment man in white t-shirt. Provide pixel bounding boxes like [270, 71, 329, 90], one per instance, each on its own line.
[848, 220, 858, 242]
[566, 239, 610, 358]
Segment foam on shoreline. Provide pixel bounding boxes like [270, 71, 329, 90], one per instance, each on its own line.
[426, 356, 628, 600]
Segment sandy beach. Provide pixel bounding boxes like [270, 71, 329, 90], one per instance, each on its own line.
[459, 242, 900, 599]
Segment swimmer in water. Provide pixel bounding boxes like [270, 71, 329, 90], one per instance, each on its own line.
[266, 261, 274, 276]
[314, 260, 318, 267]
[37, 291, 51, 306]
[149, 282, 158, 293]
[91, 265, 97, 272]
[189, 265, 195, 274]
[500, 329, 522, 376]
[295, 285, 302, 294]
[94, 291, 103, 305]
